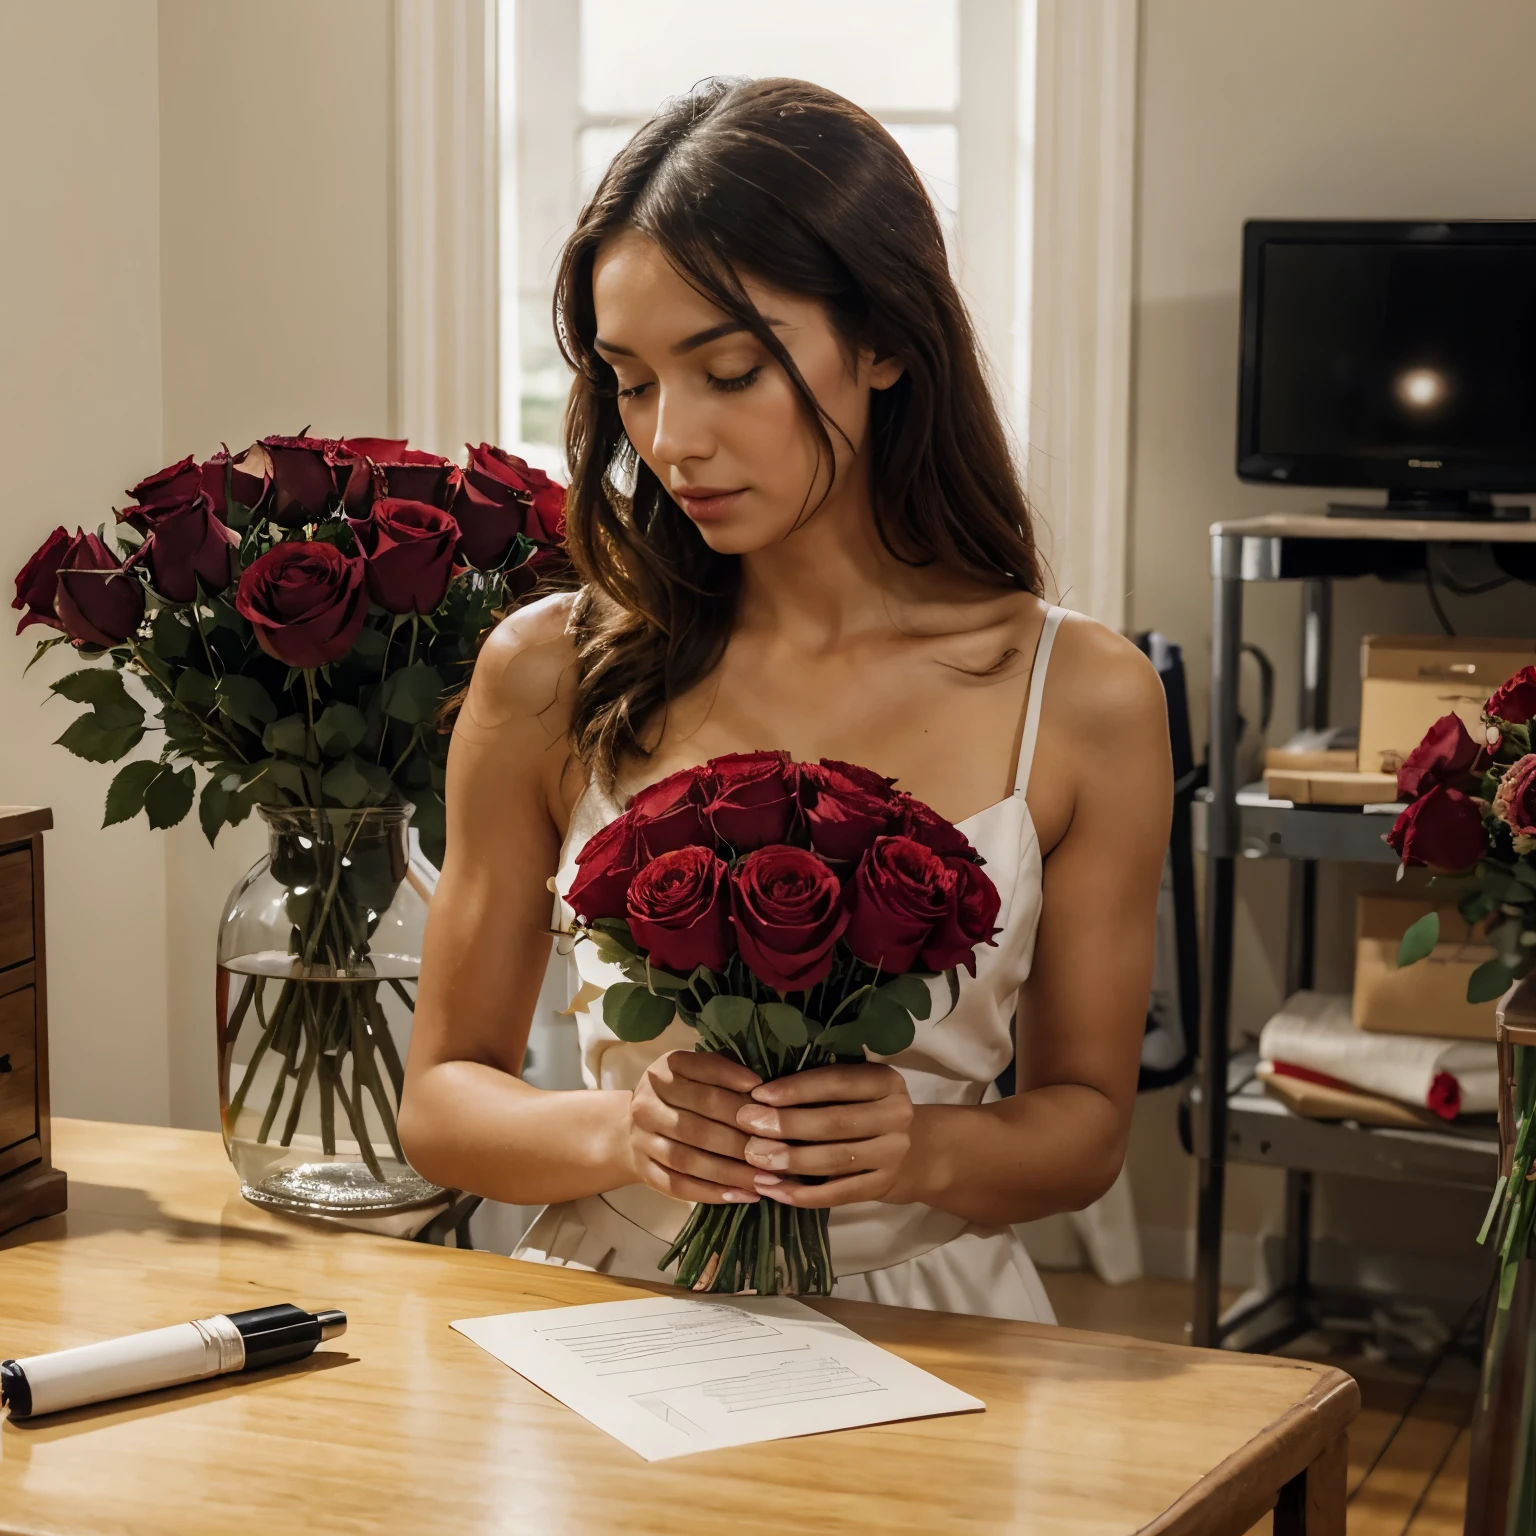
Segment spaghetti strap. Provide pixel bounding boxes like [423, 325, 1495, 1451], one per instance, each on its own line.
[1014, 606, 1066, 797]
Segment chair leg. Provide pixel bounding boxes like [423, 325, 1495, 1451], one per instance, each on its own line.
[1273, 1432, 1347, 1536]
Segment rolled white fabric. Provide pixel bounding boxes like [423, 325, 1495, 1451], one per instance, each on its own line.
[1258, 991, 1497, 1117]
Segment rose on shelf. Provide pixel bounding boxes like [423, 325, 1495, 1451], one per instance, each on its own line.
[566, 751, 1000, 1296]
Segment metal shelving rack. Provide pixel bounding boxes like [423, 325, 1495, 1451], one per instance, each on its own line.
[1191, 513, 1536, 1351]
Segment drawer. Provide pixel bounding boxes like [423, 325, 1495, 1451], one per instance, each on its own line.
[0, 986, 38, 1154]
[0, 849, 34, 970]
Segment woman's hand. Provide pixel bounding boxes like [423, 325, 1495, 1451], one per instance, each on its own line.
[627, 1051, 765, 1205]
[736, 1063, 915, 1207]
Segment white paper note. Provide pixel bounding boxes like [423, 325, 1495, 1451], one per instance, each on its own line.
[452, 1294, 984, 1461]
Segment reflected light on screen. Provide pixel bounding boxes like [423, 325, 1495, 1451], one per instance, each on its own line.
[1396, 366, 1448, 411]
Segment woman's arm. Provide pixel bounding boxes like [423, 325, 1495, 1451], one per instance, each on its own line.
[738, 621, 1173, 1226]
[400, 596, 767, 1209]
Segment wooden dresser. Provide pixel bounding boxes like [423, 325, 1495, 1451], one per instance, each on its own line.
[0, 806, 65, 1237]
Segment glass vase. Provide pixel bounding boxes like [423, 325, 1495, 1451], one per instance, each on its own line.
[216, 804, 444, 1218]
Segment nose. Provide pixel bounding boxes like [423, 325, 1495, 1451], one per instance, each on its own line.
[649, 382, 715, 472]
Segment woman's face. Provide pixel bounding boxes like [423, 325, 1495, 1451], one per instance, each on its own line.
[590, 229, 900, 555]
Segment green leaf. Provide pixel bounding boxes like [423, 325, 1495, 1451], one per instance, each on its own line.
[351, 624, 388, 663]
[1397, 911, 1441, 968]
[700, 993, 753, 1038]
[858, 998, 916, 1057]
[206, 597, 243, 633]
[645, 960, 692, 992]
[150, 609, 191, 660]
[198, 774, 230, 845]
[174, 667, 216, 712]
[320, 754, 374, 808]
[25, 633, 69, 673]
[143, 764, 195, 829]
[760, 1001, 808, 1048]
[877, 974, 932, 1020]
[1468, 958, 1517, 1005]
[379, 664, 444, 725]
[56, 714, 145, 763]
[1460, 889, 1498, 926]
[603, 981, 676, 1042]
[216, 675, 277, 732]
[315, 703, 368, 756]
[51, 668, 144, 729]
[815, 1018, 870, 1056]
[103, 759, 163, 827]
[262, 714, 309, 755]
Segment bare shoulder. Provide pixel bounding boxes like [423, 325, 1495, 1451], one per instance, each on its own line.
[456, 590, 579, 746]
[1049, 612, 1167, 739]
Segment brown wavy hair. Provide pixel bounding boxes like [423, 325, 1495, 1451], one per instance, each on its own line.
[556, 77, 1043, 787]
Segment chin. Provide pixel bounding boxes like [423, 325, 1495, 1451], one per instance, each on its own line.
[688, 516, 798, 557]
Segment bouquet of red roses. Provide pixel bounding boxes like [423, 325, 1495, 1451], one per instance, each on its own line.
[565, 750, 1001, 1295]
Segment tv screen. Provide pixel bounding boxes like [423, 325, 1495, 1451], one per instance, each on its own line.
[1237, 221, 1536, 500]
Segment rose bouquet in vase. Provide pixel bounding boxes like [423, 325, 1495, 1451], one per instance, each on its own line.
[12, 434, 568, 1216]
[565, 751, 1001, 1295]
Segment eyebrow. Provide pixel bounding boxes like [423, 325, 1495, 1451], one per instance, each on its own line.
[593, 318, 785, 358]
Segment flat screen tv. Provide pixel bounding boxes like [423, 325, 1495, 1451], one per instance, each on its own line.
[1237, 220, 1536, 516]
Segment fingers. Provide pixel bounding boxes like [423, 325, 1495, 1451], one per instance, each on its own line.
[671, 1050, 762, 1094]
[735, 1090, 912, 1145]
[633, 1096, 751, 1162]
[751, 1169, 894, 1209]
[647, 1052, 759, 1131]
[744, 1131, 909, 1180]
[633, 1135, 761, 1203]
[749, 1062, 902, 1107]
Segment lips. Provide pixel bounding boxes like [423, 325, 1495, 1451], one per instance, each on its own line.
[673, 486, 745, 522]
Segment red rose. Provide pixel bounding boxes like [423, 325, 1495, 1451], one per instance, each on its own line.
[818, 758, 896, 797]
[463, 444, 565, 540]
[800, 761, 896, 863]
[628, 767, 713, 856]
[234, 541, 367, 668]
[1494, 754, 1536, 838]
[202, 445, 270, 515]
[892, 792, 980, 861]
[730, 845, 848, 993]
[1487, 667, 1536, 726]
[845, 835, 956, 973]
[127, 455, 202, 505]
[12, 526, 71, 633]
[1397, 713, 1481, 801]
[626, 847, 734, 974]
[920, 857, 1002, 975]
[349, 497, 459, 615]
[118, 491, 238, 603]
[1386, 783, 1488, 870]
[568, 815, 647, 922]
[263, 435, 338, 526]
[52, 532, 145, 647]
[706, 750, 798, 851]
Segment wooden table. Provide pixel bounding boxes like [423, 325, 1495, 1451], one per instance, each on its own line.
[0, 1121, 1358, 1535]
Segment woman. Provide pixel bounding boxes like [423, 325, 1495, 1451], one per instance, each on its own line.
[400, 78, 1171, 1323]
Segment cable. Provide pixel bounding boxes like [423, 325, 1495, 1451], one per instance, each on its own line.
[1425, 567, 1456, 636]
[1429, 547, 1515, 597]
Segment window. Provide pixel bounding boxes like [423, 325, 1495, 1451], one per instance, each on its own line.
[499, 0, 1034, 466]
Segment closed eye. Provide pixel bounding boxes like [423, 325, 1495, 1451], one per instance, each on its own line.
[616, 381, 653, 400]
[709, 366, 760, 394]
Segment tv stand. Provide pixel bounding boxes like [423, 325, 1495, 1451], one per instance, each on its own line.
[1326, 488, 1530, 521]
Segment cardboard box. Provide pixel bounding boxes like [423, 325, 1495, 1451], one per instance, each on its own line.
[1353, 892, 1498, 1041]
[1263, 747, 1358, 773]
[1263, 769, 1399, 805]
[1357, 634, 1536, 776]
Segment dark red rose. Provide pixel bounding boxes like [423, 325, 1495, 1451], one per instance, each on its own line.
[262, 435, 338, 526]
[463, 444, 565, 542]
[729, 845, 848, 993]
[892, 792, 980, 861]
[628, 767, 713, 856]
[234, 541, 367, 668]
[818, 758, 897, 797]
[118, 491, 237, 603]
[706, 751, 798, 851]
[200, 446, 269, 515]
[1386, 783, 1489, 870]
[568, 815, 647, 923]
[920, 857, 1002, 975]
[128, 455, 201, 505]
[1487, 666, 1536, 726]
[13, 526, 71, 633]
[626, 846, 734, 974]
[348, 497, 459, 615]
[52, 532, 145, 647]
[1397, 713, 1481, 801]
[845, 835, 956, 973]
[800, 761, 897, 863]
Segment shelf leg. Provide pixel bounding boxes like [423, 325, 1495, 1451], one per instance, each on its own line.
[1194, 545, 1243, 1348]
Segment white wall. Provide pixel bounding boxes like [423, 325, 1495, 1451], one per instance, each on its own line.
[1124, 0, 1536, 1273]
[0, 0, 171, 1125]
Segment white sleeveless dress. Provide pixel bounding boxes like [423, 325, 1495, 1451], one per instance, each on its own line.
[511, 608, 1069, 1324]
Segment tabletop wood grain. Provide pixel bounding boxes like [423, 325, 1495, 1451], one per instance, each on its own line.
[0, 1121, 1358, 1535]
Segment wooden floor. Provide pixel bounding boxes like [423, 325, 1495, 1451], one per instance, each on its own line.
[1037, 1271, 1474, 1536]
